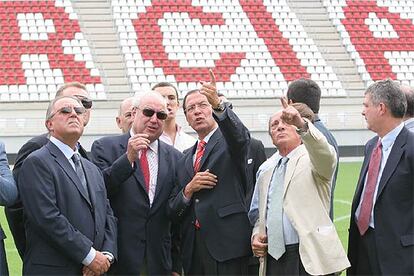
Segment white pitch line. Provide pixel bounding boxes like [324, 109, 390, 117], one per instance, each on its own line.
[333, 199, 352, 222]
[334, 199, 351, 205]
[334, 214, 350, 222]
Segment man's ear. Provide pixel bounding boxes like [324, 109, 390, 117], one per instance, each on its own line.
[45, 119, 53, 132]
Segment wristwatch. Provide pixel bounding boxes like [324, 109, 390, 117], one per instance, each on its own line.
[296, 120, 309, 135]
[213, 100, 226, 112]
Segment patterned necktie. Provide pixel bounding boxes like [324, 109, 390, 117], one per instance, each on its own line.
[71, 153, 89, 197]
[267, 157, 288, 260]
[194, 140, 206, 173]
[357, 140, 382, 235]
[140, 148, 150, 192]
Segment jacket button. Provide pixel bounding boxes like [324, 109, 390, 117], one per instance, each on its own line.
[195, 199, 199, 203]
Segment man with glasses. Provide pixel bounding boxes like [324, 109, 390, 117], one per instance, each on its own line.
[5, 82, 94, 260]
[18, 96, 117, 275]
[91, 92, 182, 275]
[168, 70, 252, 275]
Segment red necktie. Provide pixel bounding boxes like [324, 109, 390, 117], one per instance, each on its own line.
[357, 140, 382, 235]
[140, 148, 150, 192]
[194, 140, 206, 173]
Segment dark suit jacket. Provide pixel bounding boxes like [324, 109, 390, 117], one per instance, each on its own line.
[314, 117, 339, 219]
[5, 133, 89, 259]
[347, 127, 414, 275]
[91, 134, 182, 275]
[245, 138, 266, 208]
[18, 141, 117, 275]
[168, 108, 252, 273]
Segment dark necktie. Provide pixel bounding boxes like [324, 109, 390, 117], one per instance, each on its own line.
[72, 153, 89, 197]
[194, 140, 206, 173]
[140, 148, 150, 192]
[357, 141, 382, 235]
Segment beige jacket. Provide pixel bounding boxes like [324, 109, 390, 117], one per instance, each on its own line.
[252, 121, 350, 275]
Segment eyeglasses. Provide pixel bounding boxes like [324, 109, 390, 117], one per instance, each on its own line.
[138, 107, 168, 120]
[48, 106, 86, 119]
[75, 95, 93, 109]
[185, 102, 210, 114]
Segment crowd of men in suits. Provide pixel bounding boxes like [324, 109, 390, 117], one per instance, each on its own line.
[0, 74, 413, 275]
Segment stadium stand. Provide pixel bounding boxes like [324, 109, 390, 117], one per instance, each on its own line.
[1, 0, 413, 157]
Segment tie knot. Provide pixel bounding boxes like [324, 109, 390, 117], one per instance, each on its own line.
[278, 157, 289, 168]
[141, 148, 148, 158]
[197, 140, 206, 150]
[72, 153, 81, 164]
[376, 140, 382, 149]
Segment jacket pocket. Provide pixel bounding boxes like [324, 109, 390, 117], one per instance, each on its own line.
[400, 235, 414, 247]
[217, 203, 245, 218]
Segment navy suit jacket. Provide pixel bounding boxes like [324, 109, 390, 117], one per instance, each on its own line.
[91, 134, 182, 275]
[18, 141, 117, 275]
[348, 127, 414, 275]
[6, 133, 89, 259]
[168, 108, 252, 273]
[314, 117, 339, 219]
[244, 138, 266, 208]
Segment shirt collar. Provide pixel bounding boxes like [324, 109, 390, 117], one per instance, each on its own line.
[405, 117, 414, 126]
[380, 122, 404, 151]
[49, 136, 76, 159]
[198, 126, 218, 144]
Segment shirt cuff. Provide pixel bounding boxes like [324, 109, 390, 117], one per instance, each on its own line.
[182, 190, 191, 205]
[82, 247, 96, 266]
[102, 251, 114, 264]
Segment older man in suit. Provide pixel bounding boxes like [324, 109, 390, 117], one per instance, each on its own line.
[168, 70, 252, 275]
[0, 141, 18, 275]
[348, 79, 414, 275]
[91, 92, 182, 275]
[249, 98, 349, 275]
[6, 82, 92, 259]
[401, 84, 414, 132]
[18, 96, 117, 275]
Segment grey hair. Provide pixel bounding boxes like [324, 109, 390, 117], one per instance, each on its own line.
[46, 96, 83, 120]
[132, 92, 167, 110]
[365, 79, 407, 118]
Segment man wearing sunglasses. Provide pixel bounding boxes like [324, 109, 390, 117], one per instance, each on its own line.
[91, 92, 183, 275]
[18, 96, 117, 275]
[5, 82, 93, 262]
[168, 70, 252, 275]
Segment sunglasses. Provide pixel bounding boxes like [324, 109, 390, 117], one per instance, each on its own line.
[48, 106, 86, 119]
[75, 95, 93, 109]
[138, 107, 168, 120]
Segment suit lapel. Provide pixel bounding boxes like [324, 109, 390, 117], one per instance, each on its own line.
[197, 129, 220, 172]
[283, 145, 306, 197]
[83, 161, 96, 207]
[376, 129, 407, 198]
[47, 142, 91, 206]
[259, 167, 275, 231]
[184, 143, 197, 178]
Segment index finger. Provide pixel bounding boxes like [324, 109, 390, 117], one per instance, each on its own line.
[280, 97, 289, 109]
[208, 69, 216, 87]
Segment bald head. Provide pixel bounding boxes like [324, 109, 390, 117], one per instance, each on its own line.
[116, 96, 135, 133]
